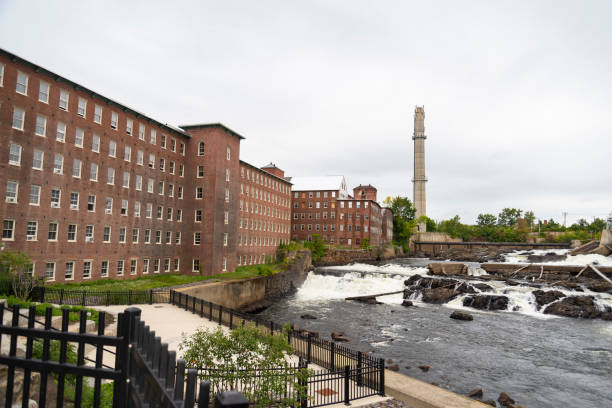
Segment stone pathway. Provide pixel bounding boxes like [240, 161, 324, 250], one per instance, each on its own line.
[360, 399, 413, 408]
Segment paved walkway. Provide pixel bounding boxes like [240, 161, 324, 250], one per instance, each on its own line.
[93, 304, 390, 407]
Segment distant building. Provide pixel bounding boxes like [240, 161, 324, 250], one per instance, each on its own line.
[0, 48, 291, 283]
[289, 177, 392, 247]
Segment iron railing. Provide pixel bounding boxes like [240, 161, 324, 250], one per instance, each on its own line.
[31, 286, 170, 306]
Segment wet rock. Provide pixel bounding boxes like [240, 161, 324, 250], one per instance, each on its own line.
[482, 400, 496, 407]
[527, 252, 567, 263]
[422, 288, 461, 304]
[543, 296, 602, 319]
[467, 388, 483, 399]
[585, 282, 612, 294]
[404, 366, 410, 369]
[463, 295, 509, 311]
[418, 365, 430, 372]
[386, 358, 393, 363]
[430, 382, 439, 386]
[498, 391, 515, 406]
[450, 311, 473, 321]
[532, 290, 565, 309]
[300, 314, 317, 320]
[472, 283, 493, 292]
[331, 331, 350, 342]
[387, 363, 399, 371]
[401, 300, 414, 307]
[601, 312, 612, 320]
[427, 262, 468, 276]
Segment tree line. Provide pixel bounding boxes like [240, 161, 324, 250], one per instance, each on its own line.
[384, 196, 607, 247]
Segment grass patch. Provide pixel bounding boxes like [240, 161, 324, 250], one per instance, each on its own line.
[2, 295, 109, 324]
[46, 264, 283, 292]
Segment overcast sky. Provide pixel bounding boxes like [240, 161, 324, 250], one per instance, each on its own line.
[2, 1, 611, 225]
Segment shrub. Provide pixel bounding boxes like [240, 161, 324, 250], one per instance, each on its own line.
[304, 234, 326, 262]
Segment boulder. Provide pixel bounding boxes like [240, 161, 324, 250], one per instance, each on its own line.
[401, 300, 414, 307]
[427, 262, 468, 276]
[463, 295, 509, 311]
[331, 331, 350, 342]
[422, 288, 461, 304]
[387, 363, 399, 371]
[543, 296, 602, 319]
[418, 365, 430, 372]
[483, 400, 496, 407]
[300, 314, 317, 320]
[498, 391, 515, 406]
[527, 252, 567, 263]
[467, 389, 483, 399]
[472, 283, 493, 292]
[532, 290, 565, 309]
[450, 311, 473, 321]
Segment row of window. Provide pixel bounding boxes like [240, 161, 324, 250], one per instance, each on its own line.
[4, 181, 188, 216]
[240, 166, 290, 194]
[294, 191, 337, 199]
[293, 212, 338, 220]
[237, 235, 287, 247]
[238, 218, 290, 233]
[292, 224, 374, 233]
[7, 112, 186, 178]
[1, 219, 185, 244]
[37, 258, 187, 281]
[4, 64, 185, 153]
[239, 200, 290, 220]
[240, 184, 289, 208]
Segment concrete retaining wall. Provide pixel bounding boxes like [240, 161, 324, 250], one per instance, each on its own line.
[176, 250, 312, 310]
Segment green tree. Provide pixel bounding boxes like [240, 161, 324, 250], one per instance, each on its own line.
[437, 215, 474, 241]
[383, 196, 417, 247]
[418, 215, 437, 232]
[180, 324, 309, 407]
[0, 249, 40, 299]
[497, 208, 523, 228]
[304, 234, 326, 262]
[476, 213, 497, 227]
[524, 211, 535, 230]
[588, 218, 606, 235]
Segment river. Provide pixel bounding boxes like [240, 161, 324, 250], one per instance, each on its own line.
[258, 251, 612, 408]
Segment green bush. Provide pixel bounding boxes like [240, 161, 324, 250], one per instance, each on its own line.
[304, 234, 326, 262]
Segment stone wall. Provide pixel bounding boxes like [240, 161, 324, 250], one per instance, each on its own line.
[315, 245, 398, 267]
[176, 250, 312, 311]
[414, 242, 570, 262]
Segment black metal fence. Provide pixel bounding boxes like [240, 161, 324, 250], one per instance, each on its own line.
[31, 286, 170, 306]
[170, 290, 385, 406]
[0, 304, 210, 407]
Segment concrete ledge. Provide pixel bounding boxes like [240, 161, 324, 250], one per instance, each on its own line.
[385, 370, 490, 408]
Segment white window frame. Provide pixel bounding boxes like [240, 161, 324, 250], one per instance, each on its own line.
[16, 71, 28, 95]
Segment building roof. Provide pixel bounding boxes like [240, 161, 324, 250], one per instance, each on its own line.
[290, 175, 346, 191]
[0, 48, 190, 139]
[179, 123, 245, 140]
[239, 160, 291, 184]
[261, 162, 280, 169]
[354, 184, 377, 190]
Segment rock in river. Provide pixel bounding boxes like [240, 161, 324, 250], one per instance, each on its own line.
[532, 290, 565, 309]
[498, 391, 515, 406]
[450, 311, 473, 321]
[463, 295, 509, 311]
[422, 288, 461, 304]
[467, 388, 483, 399]
[543, 296, 606, 319]
[300, 314, 317, 320]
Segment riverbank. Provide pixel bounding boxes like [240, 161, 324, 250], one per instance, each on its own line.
[257, 256, 612, 408]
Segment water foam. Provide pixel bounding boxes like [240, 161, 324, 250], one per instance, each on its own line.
[501, 249, 612, 266]
[298, 262, 612, 319]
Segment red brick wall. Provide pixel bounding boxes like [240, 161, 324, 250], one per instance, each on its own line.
[237, 162, 292, 265]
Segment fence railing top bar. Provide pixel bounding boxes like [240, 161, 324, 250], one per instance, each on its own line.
[0, 325, 124, 347]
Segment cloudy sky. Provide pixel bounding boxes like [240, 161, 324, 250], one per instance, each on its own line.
[2, 1, 611, 225]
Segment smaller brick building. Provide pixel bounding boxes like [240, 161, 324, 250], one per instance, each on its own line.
[289, 177, 392, 248]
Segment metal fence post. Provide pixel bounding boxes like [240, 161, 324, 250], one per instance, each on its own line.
[344, 365, 350, 405]
[149, 290, 153, 305]
[357, 351, 363, 387]
[106, 292, 110, 306]
[307, 334, 312, 364]
[330, 342, 335, 371]
[198, 381, 211, 407]
[379, 358, 385, 396]
[219, 305, 223, 325]
[59, 288, 64, 305]
[209, 302, 213, 321]
[229, 310, 233, 329]
[299, 360, 308, 408]
[128, 290, 133, 305]
[270, 320, 274, 335]
[40, 286, 46, 302]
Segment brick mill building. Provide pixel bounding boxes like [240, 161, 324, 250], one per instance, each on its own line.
[0, 49, 291, 283]
[289, 176, 393, 247]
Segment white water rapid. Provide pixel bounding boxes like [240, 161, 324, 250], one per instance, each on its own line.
[295, 260, 612, 319]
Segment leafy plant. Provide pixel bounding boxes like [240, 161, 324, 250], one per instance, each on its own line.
[180, 323, 310, 407]
[304, 234, 326, 262]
